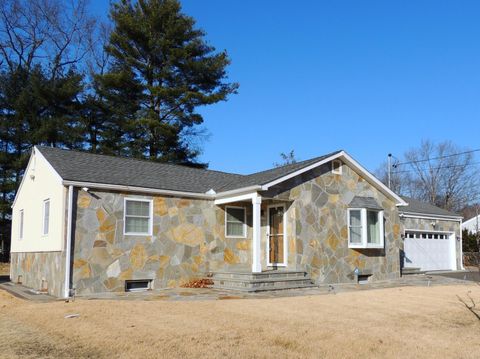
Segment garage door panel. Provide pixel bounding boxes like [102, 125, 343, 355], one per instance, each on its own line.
[404, 232, 454, 271]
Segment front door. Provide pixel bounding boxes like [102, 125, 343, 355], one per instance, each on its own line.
[268, 205, 286, 266]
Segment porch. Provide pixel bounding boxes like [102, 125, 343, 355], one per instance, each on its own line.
[214, 192, 294, 273]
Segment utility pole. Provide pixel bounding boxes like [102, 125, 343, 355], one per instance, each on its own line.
[476, 205, 480, 278]
[387, 153, 392, 189]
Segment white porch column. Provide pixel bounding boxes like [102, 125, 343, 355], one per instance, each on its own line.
[252, 194, 262, 273]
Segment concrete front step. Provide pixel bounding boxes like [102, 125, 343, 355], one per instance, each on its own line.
[211, 271, 316, 292]
[213, 270, 307, 280]
[402, 267, 426, 275]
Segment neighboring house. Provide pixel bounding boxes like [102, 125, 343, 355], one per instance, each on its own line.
[10, 146, 463, 298]
[462, 215, 480, 234]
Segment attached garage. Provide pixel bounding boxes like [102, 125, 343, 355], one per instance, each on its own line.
[400, 196, 463, 272]
[404, 231, 456, 271]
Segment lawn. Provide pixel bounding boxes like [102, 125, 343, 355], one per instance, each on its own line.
[0, 284, 479, 358]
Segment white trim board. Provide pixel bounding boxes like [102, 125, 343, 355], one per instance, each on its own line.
[401, 212, 462, 222]
[257, 151, 407, 206]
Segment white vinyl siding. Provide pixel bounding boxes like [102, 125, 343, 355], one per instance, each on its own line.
[225, 206, 246, 238]
[348, 208, 384, 248]
[124, 199, 152, 235]
[42, 199, 50, 236]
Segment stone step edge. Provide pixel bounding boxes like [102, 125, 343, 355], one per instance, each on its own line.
[210, 271, 307, 276]
[212, 283, 318, 293]
[212, 277, 313, 284]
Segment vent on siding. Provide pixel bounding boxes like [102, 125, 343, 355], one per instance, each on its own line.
[125, 279, 152, 292]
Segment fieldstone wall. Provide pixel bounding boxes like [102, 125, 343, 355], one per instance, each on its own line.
[401, 216, 462, 269]
[10, 251, 65, 297]
[261, 161, 403, 284]
[73, 190, 252, 294]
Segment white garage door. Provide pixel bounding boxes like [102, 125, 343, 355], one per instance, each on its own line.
[404, 231, 455, 271]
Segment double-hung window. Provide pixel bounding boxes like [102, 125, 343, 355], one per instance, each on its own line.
[225, 206, 246, 238]
[42, 199, 50, 236]
[348, 208, 384, 248]
[124, 199, 153, 236]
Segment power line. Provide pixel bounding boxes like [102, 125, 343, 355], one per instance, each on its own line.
[393, 148, 480, 168]
[392, 161, 480, 175]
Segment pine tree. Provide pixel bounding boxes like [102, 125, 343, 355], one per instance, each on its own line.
[103, 0, 238, 166]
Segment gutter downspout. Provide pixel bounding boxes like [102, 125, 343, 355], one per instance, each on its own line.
[64, 185, 73, 299]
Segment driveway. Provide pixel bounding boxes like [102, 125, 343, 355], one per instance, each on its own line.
[430, 270, 480, 282]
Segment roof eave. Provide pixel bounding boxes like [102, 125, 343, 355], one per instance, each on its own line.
[62, 180, 213, 199]
[400, 211, 463, 221]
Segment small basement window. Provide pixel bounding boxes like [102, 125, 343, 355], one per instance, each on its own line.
[125, 279, 152, 292]
[357, 274, 371, 284]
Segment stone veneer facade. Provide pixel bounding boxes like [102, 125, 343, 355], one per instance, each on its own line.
[401, 216, 462, 269]
[73, 190, 252, 294]
[10, 251, 66, 297]
[261, 162, 403, 284]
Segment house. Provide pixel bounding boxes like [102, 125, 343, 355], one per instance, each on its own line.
[462, 214, 480, 234]
[10, 146, 463, 297]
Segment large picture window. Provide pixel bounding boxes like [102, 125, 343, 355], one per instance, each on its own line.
[124, 199, 153, 235]
[225, 206, 246, 238]
[348, 208, 384, 248]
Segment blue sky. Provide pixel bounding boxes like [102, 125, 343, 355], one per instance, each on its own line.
[90, 1, 480, 174]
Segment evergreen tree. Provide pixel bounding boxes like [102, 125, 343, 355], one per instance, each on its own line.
[103, 0, 238, 166]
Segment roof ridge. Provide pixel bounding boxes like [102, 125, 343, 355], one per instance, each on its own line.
[244, 150, 343, 178]
[35, 145, 245, 178]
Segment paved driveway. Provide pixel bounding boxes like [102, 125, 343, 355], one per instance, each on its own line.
[430, 270, 480, 282]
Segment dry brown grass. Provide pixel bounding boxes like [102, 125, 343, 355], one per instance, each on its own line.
[0, 284, 480, 358]
[0, 262, 9, 276]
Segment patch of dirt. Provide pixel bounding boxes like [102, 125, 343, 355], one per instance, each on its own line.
[0, 284, 480, 358]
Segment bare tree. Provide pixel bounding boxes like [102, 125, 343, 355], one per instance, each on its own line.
[376, 140, 480, 212]
[0, 0, 97, 78]
[401, 140, 479, 211]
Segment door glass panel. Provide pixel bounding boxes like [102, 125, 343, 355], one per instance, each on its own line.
[269, 206, 284, 264]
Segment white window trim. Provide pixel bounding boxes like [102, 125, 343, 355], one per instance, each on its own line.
[348, 208, 384, 249]
[123, 198, 153, 236]
[225, 205, 247, 238]
[332, 159, 342, 175]
[19, 209, 24, 240]
[42, 199, 50, 236]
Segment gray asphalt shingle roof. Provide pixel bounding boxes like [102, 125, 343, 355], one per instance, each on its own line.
[37, 146, 342, 194]
[349, 196, 383, 210]
[399, 196, 461, 218]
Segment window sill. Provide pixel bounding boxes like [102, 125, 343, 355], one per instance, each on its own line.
[349, 244, 384, 249]
[124, 232, 152, 236]
[225, 235, 247, 239]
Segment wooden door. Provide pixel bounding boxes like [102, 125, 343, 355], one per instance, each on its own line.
[268, 206, 285, 265]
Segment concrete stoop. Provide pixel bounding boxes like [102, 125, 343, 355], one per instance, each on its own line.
[211, 270, 316, 292]
[401, 267, 426, 275]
